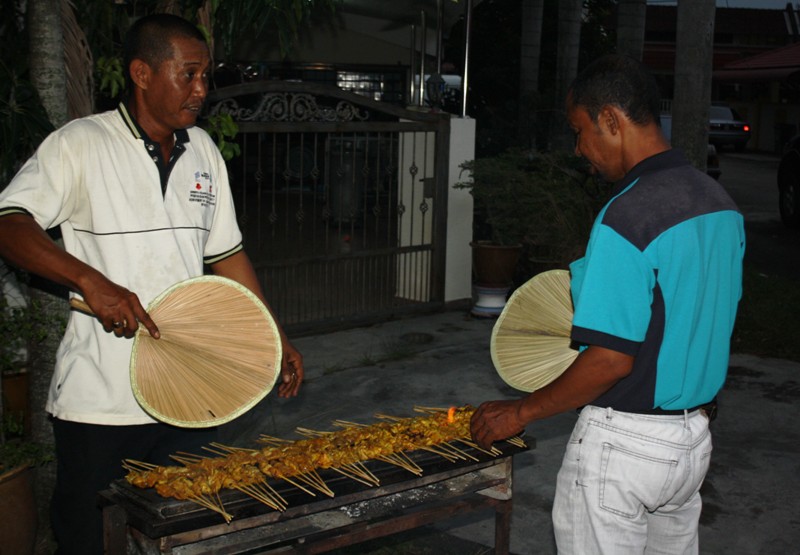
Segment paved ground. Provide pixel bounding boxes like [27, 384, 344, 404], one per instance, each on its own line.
[221, 309, 800, 554]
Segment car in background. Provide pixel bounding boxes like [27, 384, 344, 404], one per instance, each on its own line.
[660, 114, 721, 180]
[777, 135, 800, 228]
[708, 103, 751, 151]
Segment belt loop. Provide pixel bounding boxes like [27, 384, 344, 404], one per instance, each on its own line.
[606, 406, 613, 420]
[683, 410, 689, 428]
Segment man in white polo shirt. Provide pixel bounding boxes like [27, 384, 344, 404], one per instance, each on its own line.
[0, 14, 303, 554]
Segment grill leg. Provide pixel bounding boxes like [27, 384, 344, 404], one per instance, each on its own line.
[103, 503, 127, 554]
[494, 497, 512, 555]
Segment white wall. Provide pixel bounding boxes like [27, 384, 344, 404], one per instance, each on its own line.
[445, 117, 476, 303]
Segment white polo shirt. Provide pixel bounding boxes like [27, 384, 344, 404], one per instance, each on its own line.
[0, 105, 243, 425]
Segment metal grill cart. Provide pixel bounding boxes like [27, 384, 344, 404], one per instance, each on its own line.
[100, 441, 530, 554]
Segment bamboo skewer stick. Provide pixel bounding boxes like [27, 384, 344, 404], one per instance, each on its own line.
[456, 438, 503, 457]
[506, 436, 527, 448]
[422, 441, 478, 462]
[170, 452, 206, 465]
[418, 444, 460, 462]
[203, 443, 257, 457]
[257, 435, 294, 445]
[188, 495, 233, 523]
[333, 419, 365, 428]
[332, 466, 380, 487]
[123, 459, 158, 472]
[278, 475, 317, 497]
[290, 470, 334, 497]
[235, 483, 287, 511]
[376, 452, 423, 476]
[341, 462, 378, 484]
[373, 413, 403, 421]
[353, 461, 379, 484]
[412, 405, 448, 414]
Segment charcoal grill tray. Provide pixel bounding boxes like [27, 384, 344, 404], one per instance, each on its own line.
[104, 439, 529, 539]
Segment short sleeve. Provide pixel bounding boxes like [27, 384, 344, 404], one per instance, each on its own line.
[570, 223, 655, 348]
[0, 125, 83, 229]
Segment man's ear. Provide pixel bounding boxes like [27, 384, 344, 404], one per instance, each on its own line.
[599, 105, 621, 135]
[129, 59, 151, 91]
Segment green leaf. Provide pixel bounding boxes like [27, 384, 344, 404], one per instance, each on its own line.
[203, 113, 240, 161]
[96, 55, 124, 99]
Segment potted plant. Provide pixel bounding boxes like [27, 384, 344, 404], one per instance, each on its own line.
[1, 269, 53, 554]
[455, 149, 610, 315]
[0, 416, 51, 555]
[0, 267, 48, 429]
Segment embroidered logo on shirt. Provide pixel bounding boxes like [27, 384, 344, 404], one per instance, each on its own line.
[189, 171, 217, 208]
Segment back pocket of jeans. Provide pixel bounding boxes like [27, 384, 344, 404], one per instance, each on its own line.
[599, 442, 678, 518]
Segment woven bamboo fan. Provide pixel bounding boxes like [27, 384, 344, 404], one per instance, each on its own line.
[128, 276, 282, 428]
[490, 269, 578, 393]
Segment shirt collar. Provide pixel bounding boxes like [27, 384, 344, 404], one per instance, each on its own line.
[612, 149, 691, 195]
[117, 102, 190, 146]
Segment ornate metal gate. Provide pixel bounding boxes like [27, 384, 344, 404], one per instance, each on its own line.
[206, 82, 451, 334]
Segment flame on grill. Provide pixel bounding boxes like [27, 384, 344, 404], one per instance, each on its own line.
[447, 406, 456, 424]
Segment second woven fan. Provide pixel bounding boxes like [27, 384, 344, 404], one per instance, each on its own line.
[490, 269, 578, 393]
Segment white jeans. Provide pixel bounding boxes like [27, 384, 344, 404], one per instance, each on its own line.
[552, 405, 712, 555]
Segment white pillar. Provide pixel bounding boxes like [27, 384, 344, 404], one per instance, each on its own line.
[445, 117, 475, 302]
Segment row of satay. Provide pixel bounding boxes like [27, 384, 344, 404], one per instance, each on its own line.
[124, 406, 479, 502]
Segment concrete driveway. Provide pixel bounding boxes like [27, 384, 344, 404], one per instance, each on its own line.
[222, 313, 800, 554]
[718, 152, 800, 281]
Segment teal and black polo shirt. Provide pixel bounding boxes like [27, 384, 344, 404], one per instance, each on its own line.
[569, 149, 745, 412]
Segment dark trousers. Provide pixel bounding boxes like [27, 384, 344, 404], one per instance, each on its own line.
[52, 418, 217, 555]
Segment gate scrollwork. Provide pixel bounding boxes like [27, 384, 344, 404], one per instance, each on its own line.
[208, 92, 369, 122]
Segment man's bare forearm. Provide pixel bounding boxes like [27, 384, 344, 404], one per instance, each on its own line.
[0, 214, 160, 337]
[0, 214, 102, 294]
[470, 346, 634, 449]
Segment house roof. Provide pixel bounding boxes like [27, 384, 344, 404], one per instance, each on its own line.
[709, 6, 788, 37]
[637, 5, 796, 74]
[644, 5, 789, 37]
[714, 40, 800, 81]
[339, 0, 472, 33]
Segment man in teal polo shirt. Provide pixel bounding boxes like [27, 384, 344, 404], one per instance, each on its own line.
[470, 55, 745, 554]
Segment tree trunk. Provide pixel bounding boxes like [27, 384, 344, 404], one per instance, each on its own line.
[672, 0, 715, 173]
[27, 1, 69, 552]
[616, 0, 647, 61]
[518, 0, 544, 145]
[28, 0, 67, 128]
[552, 0, 582, 151]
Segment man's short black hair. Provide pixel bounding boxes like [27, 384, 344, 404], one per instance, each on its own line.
[569, 54, 662, 127]
[123, 13, 207, 85]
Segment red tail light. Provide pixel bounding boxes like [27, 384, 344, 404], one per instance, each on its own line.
[744, 125, 751, 132]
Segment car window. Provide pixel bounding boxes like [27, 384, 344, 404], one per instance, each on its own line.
[710, 105, 734, 119]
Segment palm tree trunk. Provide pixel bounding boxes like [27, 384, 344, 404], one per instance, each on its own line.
[27, 1, 68, 551]
[551, 0, 582, 151]
[519, 0, 544, 145]
[29, 0, 67, 128]
[672, 0, 715, 173]
[616, 0, 647, 61]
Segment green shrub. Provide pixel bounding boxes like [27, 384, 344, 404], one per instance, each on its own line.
[455, 148, 612, 282]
